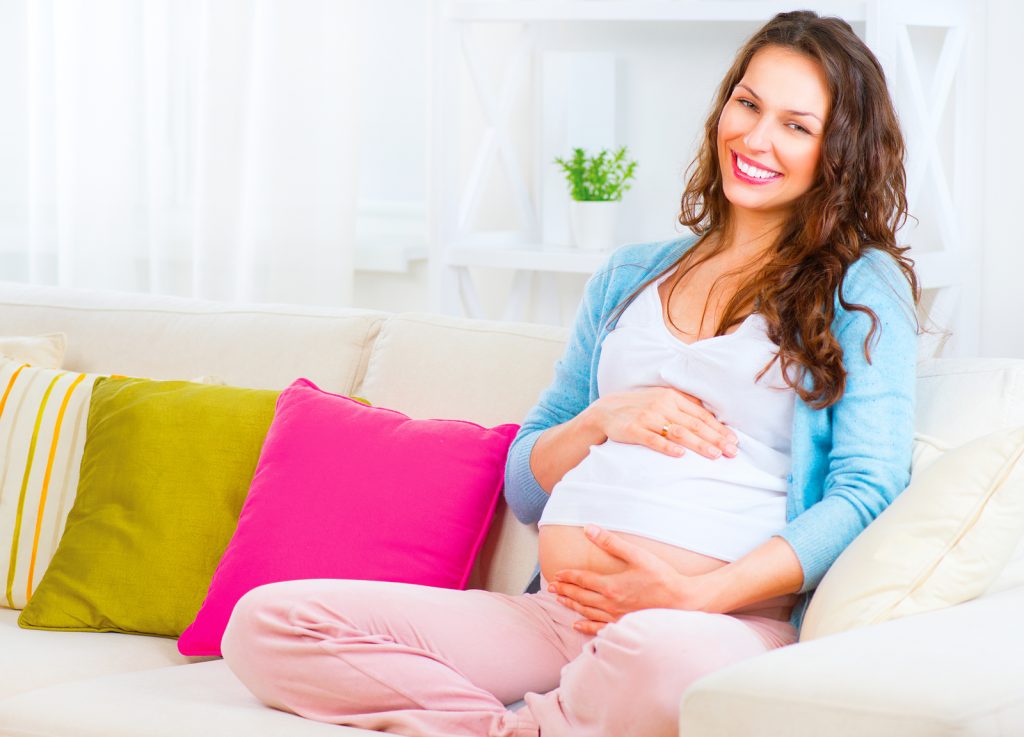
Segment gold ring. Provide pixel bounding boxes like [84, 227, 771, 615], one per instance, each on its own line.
[660, 424, 670, 438]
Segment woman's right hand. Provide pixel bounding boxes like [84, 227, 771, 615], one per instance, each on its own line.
[587, 388, 738, 460]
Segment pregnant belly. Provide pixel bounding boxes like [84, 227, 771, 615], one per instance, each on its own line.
[538, 525, 799, 620]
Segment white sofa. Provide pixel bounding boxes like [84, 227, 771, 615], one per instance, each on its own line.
[0, 280, 1022, 737]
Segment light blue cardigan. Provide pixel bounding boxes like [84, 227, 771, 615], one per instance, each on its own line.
[503, 234, 917, 628]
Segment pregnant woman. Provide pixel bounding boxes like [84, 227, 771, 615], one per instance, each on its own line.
[222, 10, 919, 737]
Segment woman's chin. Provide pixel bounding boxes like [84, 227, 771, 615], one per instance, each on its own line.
[721, 186, 791, 217]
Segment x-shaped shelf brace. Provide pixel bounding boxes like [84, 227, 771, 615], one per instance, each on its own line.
[899, 23, 965, 252]
[448, 23, 545, 321]
[892, 21, 967, 355]
[455, 25, 539, 240]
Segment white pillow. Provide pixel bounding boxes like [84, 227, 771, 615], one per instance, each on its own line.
[916, 358, 1024, 445]
[911, 432, 948, 473]
[0, 334, 66, 369]
[800, 426, 1024, 641]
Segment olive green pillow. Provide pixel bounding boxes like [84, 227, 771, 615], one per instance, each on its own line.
[18, 377, 280, 638]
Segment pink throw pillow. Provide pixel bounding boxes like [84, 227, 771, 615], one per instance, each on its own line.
[177, 378, 518, 656]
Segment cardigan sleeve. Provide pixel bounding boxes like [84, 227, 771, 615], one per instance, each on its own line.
[503, 264, 613, 525]
[777, 251, 917, 592]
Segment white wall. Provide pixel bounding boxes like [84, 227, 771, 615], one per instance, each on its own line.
[980, 0, 1024, 358]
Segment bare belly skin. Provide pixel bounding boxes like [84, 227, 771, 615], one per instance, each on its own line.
[538, 525, 799, 621]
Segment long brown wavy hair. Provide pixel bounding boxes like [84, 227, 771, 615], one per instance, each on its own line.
[608, 10, 920, 410]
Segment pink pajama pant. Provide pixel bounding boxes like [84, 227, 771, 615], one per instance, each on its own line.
[221, 577, 795, 737]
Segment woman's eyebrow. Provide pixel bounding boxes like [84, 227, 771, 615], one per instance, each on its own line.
[736, 83, 823, 123]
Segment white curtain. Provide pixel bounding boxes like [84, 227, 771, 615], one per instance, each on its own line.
[1, 0, 360, 306]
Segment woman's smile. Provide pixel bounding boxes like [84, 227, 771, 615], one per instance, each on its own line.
[731, 150, 783, 184]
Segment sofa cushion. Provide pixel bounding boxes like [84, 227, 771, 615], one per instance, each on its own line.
[178, 378, 519, 656]
[0, 358, 104, 609]
[0, 333, 66, 368]
[0, 659, 379, 736]
[358, 312, 569, 595]
[18, 377, 279, 637]
[679, 586, 1024, 737]
[800, 427, 1024, 640]
[0, 608, 212, 701]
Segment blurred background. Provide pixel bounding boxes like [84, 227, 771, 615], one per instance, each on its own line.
[0, 0, 1019, 358]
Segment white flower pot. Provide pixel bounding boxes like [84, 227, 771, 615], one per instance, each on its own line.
[569, 200, 619, 251]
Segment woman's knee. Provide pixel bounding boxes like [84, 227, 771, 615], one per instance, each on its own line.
[221, 581, 306, 664]
[600, 609, 768, 670]
[222, 578, 390, 664]
[607, 609, 713, 646]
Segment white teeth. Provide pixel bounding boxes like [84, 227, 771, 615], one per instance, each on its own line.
[736, 155, 780, 179]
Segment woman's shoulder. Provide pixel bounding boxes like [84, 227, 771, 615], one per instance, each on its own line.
[841, 247, 910, 296]
[831, 247, 918, 363]
[835, 247, 916, 319]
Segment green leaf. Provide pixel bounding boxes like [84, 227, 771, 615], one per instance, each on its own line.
[553, 145, 639, 201]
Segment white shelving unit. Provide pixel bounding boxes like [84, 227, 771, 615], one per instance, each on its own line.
[354, 200, 429, 273]
[427, 0, 979, 354]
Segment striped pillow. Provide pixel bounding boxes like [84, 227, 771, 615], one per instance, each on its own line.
[0, 357, 103, 609]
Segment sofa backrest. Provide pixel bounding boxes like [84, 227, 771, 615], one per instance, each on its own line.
[0, 281, 388, 394]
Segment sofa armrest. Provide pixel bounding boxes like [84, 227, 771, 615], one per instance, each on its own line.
[679, 586, 1024, 737]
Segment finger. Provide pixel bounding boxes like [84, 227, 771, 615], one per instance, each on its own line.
[557, 596, 615, 623]
[553, 568, 606, 592]
[673, 393, 738, 444]
[645, 426, 687, 457]
[582, 525, 645, 565]
[573, 619, 609, 635]
[669, 413, 738, 458]
[550, 580, 607, 609]
[677, 411, 737, 451]
[672, 426, 727, 460]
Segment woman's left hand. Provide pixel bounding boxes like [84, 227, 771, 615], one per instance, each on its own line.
[549, 525, 704, 635]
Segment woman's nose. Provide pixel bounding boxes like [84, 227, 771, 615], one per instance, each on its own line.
[743, 118, 772, 152]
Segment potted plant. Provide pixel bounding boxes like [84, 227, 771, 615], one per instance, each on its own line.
[553, 146, 638, 251]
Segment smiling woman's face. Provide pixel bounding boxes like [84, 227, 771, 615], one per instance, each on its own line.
[717, 45, 829, 221]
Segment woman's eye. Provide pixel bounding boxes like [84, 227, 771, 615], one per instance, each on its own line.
[737, 98, 757, 110]
[788, 123, 810, 134]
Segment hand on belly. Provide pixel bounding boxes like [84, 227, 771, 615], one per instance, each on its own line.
[538, 525, 798, 620]
[539, 525, 728, 582]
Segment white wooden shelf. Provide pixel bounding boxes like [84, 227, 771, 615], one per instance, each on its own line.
[355, 199, 427, 273]
[448, 244, 608, 273]
[354, 241, 428, 274]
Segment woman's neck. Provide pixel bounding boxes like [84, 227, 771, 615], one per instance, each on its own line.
[718, 208, 787, 263]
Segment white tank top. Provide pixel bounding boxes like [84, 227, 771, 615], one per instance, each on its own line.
[538, 271, 796, 562]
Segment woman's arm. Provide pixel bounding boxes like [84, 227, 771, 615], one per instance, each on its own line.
[529, 411, 608, 494]
[777, 250, 917, 593]
[686, 536, 803, 612]
[503, 262, 612, 524]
